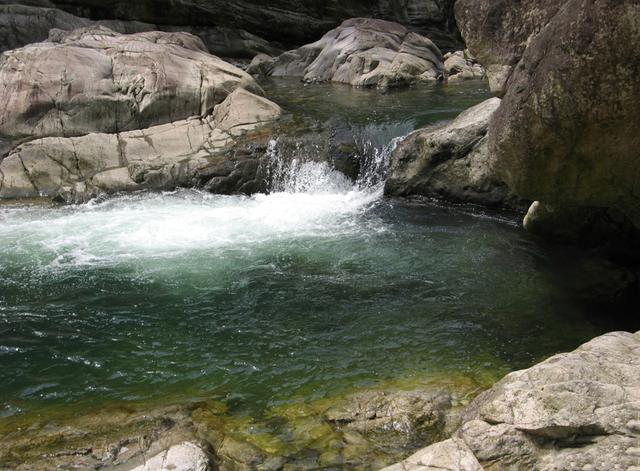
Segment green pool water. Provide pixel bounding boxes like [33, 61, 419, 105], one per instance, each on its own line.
[0, 80, 633, 465]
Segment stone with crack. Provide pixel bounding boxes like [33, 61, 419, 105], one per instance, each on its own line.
[0, 26, 281, 202]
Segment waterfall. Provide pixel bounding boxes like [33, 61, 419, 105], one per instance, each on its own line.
[264, 127, 406, 196]
[265, 139, 354, 194]
[354, 135, 404, 190]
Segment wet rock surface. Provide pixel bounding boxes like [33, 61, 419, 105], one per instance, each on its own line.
[9, 330, 638, 471]
[385, 97, 520, 208]
[0, 404, 202, 471]
[265, 18, 444, 89]
[0, 26, 281, 202]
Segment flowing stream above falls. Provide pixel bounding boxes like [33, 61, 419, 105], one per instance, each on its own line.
[0, 80, 633, 452]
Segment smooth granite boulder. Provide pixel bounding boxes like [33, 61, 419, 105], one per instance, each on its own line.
[267, 18, 444, 89]
[0, 27, 281, 201]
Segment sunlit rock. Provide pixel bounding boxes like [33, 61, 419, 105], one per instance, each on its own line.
[385, 330, 640, 471]
[266, 18, 444, 89]
[0, 26, 281, 202]
[130, 442, 210, 471]
[381, 438, 482, 471]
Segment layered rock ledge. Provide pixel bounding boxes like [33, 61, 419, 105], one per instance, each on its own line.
[0, 26, 281, 202]
[384, 330, 640, 471]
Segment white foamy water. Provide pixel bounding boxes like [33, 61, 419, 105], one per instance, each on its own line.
[0, 162, 386, 269]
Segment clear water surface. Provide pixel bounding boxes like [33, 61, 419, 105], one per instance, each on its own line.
[0, 80, 629, 427]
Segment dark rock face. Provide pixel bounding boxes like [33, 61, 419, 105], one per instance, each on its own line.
[454, 0, 562, 95]
[19, 0, 461, 51]
[488, 0, 640, 231]
[456, 0, 640, 245]
[0, 3, 280, 57]
[0, 4, 90, 52]
[385, 97, 521, 209]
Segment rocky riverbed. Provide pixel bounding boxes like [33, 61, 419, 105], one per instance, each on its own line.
[2, 331, 638, 470]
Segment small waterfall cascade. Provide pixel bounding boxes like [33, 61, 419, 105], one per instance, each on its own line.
[354, 134, 404, 190]
[264, 126, 407, 196]
[265, 139, 354, 194]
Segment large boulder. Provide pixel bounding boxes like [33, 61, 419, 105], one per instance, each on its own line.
[385, 97, 520, 208]
[454, 0, 563, 95]
[0, 3, 90, 52]
[265, 18, 444, 89]
[0, 26, 281, 201]
[383, 330, 640, 470]
[487, 0, 640, 232]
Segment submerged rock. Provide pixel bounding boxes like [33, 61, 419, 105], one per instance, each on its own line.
[265, 18, 444, 89]
[385, 97, 520, 208]
[324, 389, 452, 436]
[0, 404, 201, 470]
[384, 330, 640, 470]
[0, 26, 281, 202]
